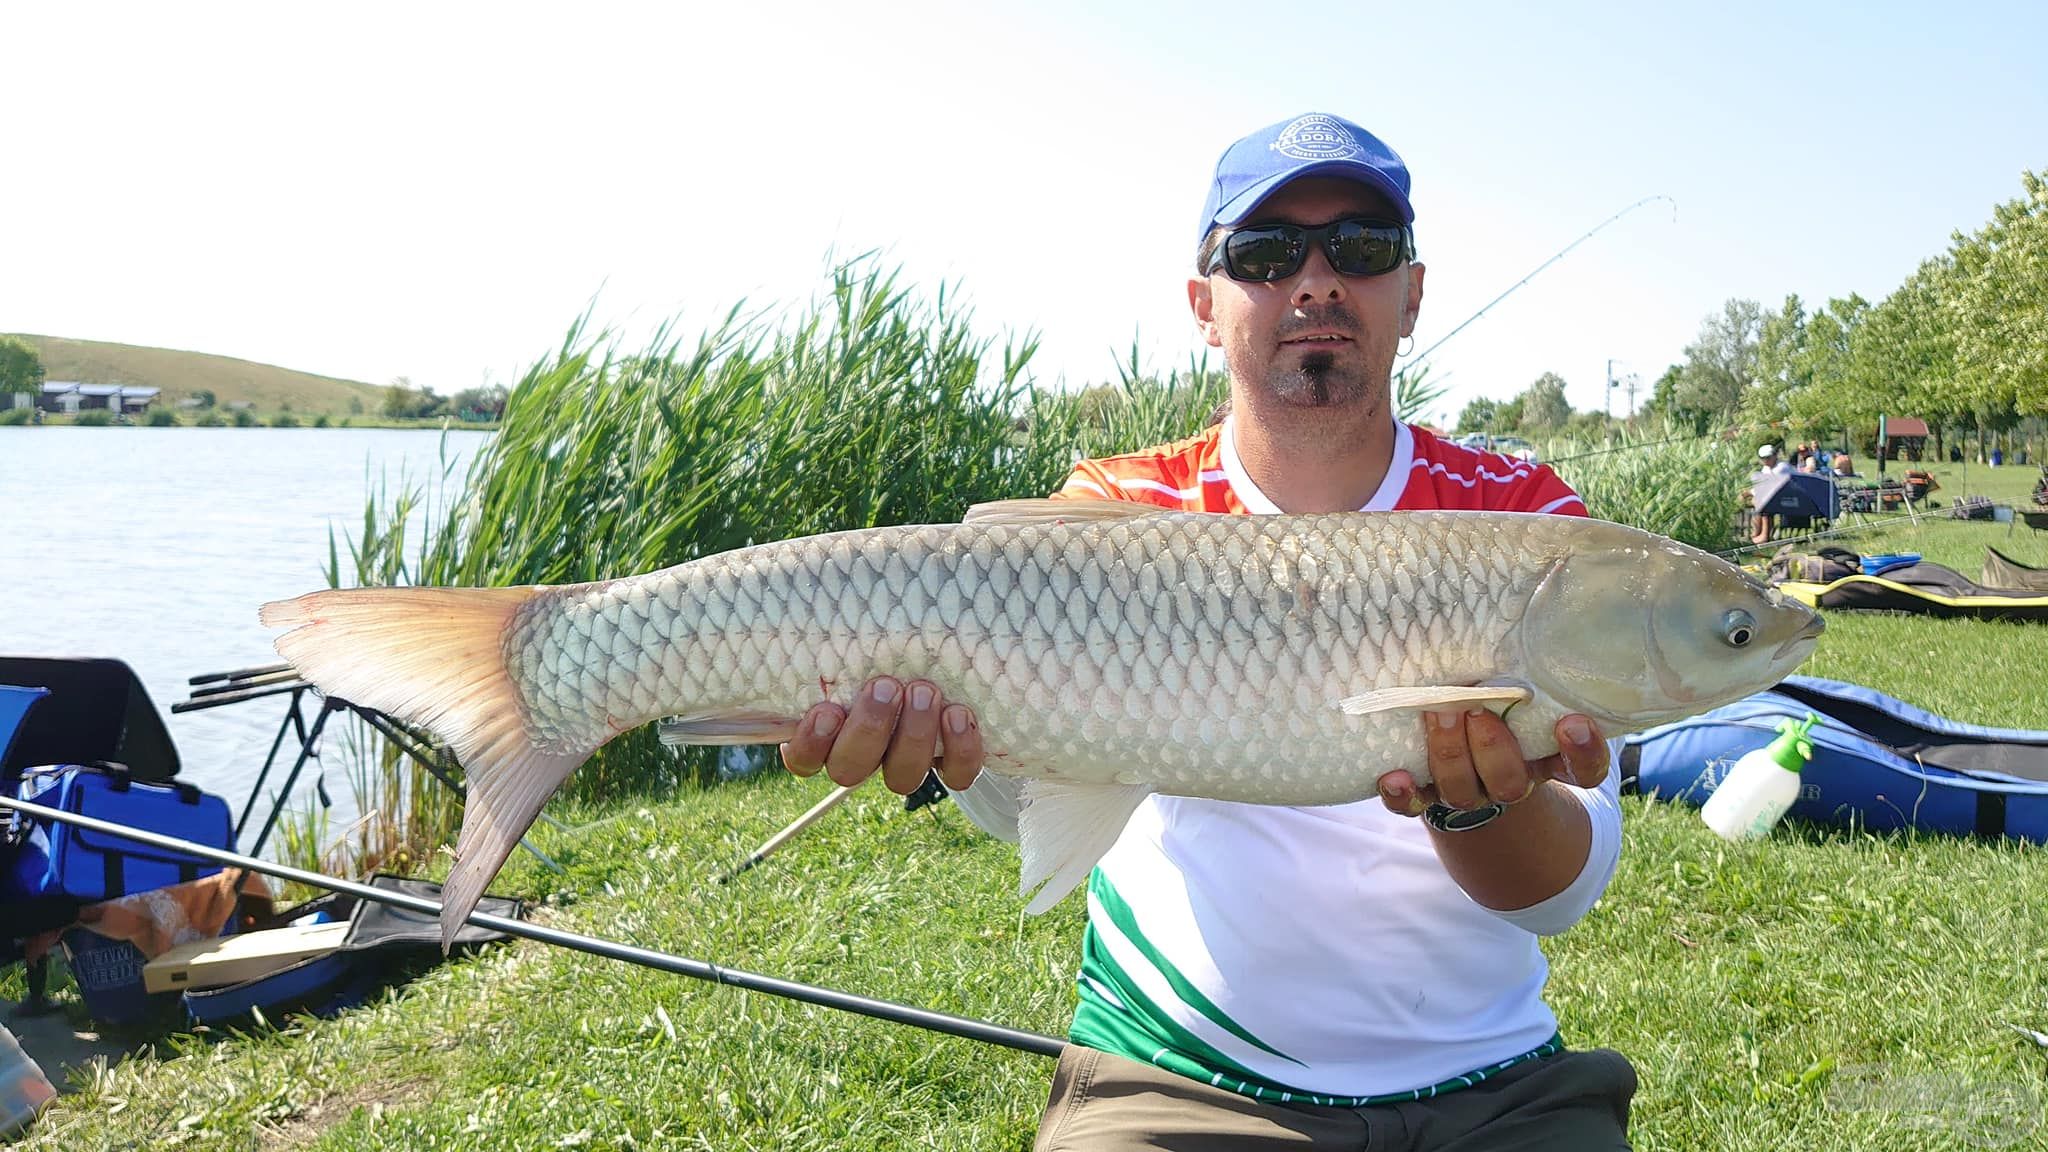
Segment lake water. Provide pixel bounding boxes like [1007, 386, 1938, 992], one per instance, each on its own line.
[0, 426, 491, 848]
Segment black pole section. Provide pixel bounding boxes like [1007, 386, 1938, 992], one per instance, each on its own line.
[0, 794, 1067, 1060]
[245, 697, 338, 859]
[187, 662, 294, 686]
[232, 687, 310, 839]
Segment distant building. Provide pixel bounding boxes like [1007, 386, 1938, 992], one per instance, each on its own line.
[37, 381, 159, 414]
[1882, 417, 1930, 461]
[39, 382, 82, 414]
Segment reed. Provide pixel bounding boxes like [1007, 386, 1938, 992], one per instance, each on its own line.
[1546, 421, 1748, 552]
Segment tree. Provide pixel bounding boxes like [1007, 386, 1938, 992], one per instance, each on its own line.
[1455, 396, 1505, 434]
[0, 336, 45, 396]
[1639, 364, 1712, 433]
[1516, 371, 1573, 431]
[452, 384, 509, 422]
[1949, 170, 2048, 419]
[381, 376, 445, 420]
[1676, 299, 1765, 420]
[1747, 294, 1808, 430]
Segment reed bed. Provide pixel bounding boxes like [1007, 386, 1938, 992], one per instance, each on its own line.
[1544, 422, 1749, 552]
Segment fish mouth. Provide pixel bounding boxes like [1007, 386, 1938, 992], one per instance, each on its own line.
[1773, 614, 1826, 661]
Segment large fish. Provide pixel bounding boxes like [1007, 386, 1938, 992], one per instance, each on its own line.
[261, 498, 1823, 941]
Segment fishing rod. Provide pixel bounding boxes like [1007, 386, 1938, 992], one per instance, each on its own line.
[1409, 194, 1678, 369]
[0, 794, 1066, 1060]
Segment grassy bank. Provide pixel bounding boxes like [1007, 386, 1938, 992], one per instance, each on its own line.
[10, 473, 2048, 1149]
[14, 627, 2048, 1151]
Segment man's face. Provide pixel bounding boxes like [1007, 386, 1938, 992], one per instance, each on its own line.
[1189, 176, 1425, 415]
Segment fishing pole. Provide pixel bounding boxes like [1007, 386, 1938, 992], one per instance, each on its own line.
[0, 794, 1066, 1060]
[716, 784, 857, 884]
[1409, 194, 1678, 369]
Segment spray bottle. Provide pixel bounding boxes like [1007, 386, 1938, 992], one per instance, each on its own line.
[1701, 713, 1819, 842]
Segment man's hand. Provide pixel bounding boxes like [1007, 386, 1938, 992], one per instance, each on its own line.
[778, 676, 985, 795]
[1377, 710, 1608, 817]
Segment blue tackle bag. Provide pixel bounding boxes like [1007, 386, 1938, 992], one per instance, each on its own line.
[1621, 676, 2048, 841]
[5, 764, 234, 906]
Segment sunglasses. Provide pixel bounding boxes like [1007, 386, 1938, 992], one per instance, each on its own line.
[1206, 217, 1415, 282]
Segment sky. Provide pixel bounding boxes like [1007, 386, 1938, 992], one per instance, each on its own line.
[4, 1, 2044, 426]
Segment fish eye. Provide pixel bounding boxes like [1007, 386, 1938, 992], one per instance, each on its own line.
[1722, 609, 1756, 648]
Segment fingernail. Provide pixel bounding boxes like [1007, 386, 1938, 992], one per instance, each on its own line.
[909, 684, 934, 711]
[1561, 717, 1592, 746]
[1433, 711, 1459, 730]
[811, 711, 840, 738]
[872, 679, 898, 704]
[945, 708, 968, 735]
[1406, 794, 1428, 816]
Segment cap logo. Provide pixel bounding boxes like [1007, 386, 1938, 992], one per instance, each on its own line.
[1271, 114, 1363, 161]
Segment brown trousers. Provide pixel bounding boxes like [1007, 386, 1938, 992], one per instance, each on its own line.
[1033, 1044, 1636, 1151]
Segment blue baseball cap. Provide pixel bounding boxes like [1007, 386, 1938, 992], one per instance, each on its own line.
[1196, 113, 1414, 243]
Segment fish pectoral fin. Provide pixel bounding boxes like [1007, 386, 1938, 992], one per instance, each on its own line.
[962, 498, 1180, 527]
[949, 769, 1024, 843]
[1016, 779, 1152, 915]
[1335, 685, 1532, 717]
[658, 710, 806, 746]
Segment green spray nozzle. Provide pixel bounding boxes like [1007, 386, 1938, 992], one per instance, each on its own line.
[1765, 712, 1820, 772]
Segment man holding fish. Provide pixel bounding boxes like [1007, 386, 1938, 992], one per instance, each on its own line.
[270, 113, 1822, 1150]
[782, 114, 1642, 1148]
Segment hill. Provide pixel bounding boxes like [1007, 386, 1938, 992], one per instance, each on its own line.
[7, 334, 388, 418]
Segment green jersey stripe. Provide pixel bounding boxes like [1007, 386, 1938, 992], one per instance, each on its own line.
[1088, 872, 1302, 1066]
[1072, 909, 1270, 1083]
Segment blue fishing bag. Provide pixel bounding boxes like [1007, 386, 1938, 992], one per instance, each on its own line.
[1621, 676, 2048, 841]
[5, 764, 234, 906]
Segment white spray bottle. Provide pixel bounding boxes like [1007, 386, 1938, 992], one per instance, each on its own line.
[1701, 713, 1819, 842]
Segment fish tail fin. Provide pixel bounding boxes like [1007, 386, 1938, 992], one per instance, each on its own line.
[261, 585, 583, 946]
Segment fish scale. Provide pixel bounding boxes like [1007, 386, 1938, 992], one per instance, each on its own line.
[505, 511, 1549, 801]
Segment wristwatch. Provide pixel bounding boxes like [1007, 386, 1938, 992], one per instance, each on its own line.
[1422, 801, 1509, 833]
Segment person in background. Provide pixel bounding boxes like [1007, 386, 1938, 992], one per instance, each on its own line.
[779, 111, 1636, 1150]
[1750, 444, 1793, 545]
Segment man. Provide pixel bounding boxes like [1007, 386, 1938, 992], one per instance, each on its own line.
[780, 112, 1635, 1149]
[1750, 444, 1794, 545]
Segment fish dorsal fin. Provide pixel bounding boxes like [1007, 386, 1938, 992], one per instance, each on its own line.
[1335, 685, 1532, 716]
[1016, 779, 1152, 914]
[962, 498, 1177, 527]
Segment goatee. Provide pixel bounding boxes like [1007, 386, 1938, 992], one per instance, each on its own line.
[1272, 351, 1366, 409]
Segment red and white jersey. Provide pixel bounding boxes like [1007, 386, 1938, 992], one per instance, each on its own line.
[1055, 419, 1587, 517]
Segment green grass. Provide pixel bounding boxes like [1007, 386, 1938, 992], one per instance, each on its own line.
[17, 506, 2048, 1149]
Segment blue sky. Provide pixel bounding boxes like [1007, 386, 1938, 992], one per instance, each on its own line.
[3, 1, 2042, 426]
